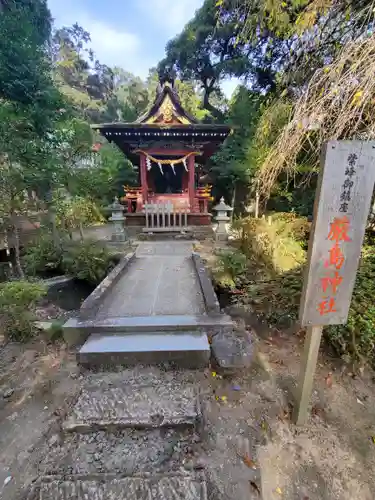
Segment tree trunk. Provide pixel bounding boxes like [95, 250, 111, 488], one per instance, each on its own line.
[45, 188, 59, 246]
[231, 183, 236, 221]
[11, 214, 24, 279]
[203, 89, 225, 121]
[79, 222, 84, 241]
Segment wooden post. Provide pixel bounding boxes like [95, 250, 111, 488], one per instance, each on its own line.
[188, 155, 195, 212]
[292, 326, 323, 425]
[140, 153, 148, 204]
[255, 183, 260, 219]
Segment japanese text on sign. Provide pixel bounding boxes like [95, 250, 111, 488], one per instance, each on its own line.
[300, 141, 375, 327]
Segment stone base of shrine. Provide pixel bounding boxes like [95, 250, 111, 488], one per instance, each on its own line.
[125, 212, 212, 227]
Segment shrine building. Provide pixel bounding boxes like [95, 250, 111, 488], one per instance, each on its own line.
[92, 73, 231, 230]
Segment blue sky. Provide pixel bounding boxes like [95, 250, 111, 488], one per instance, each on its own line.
[47, 0, 238, 97]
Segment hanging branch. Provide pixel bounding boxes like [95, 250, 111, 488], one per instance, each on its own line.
[257, 31, 375, 197]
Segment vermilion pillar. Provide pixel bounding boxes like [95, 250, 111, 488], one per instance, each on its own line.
[188, 155, 195, 212]
[140, 153, 148, 204]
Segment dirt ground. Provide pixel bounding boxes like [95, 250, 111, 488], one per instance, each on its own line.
[0, 339, 79, 500]
[0, 325, 374, 499]
[195, 239, 375, 500]
[200, 322, 375, 500]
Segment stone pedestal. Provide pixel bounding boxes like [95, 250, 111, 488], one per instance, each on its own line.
[108, 197, 127, 242]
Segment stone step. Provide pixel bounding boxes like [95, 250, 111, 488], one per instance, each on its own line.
[39, 428, 200, 477]
[63, 374, 200, 432]
[63, 314, 233, 347]
[38, 475, 207, 500]
[78, 332, 210, 369]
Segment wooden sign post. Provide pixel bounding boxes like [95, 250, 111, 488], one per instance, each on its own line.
[293, 141, 375, 425]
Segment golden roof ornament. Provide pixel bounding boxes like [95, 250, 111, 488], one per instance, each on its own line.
[160, 96, 174, 123]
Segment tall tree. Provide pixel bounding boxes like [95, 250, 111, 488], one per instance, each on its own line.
[158, 0, 253, 119]
[210, 87, 263, 206]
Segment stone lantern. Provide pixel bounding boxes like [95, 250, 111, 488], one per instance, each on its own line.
[108, 197, 127, 242]
[213, 197, 233, 241]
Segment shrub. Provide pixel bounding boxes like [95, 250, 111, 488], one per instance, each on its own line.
[325, 247, 375, 366]
[62, 241, 117, 285]
[54, 192, 104, 239]
[213, 250, 248, 288]
[232, 214, 308, 275]
[0, 281, 46, 341]
[22, 234, 65, 276]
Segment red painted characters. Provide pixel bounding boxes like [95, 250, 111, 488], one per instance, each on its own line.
[318, 216, 351, 316]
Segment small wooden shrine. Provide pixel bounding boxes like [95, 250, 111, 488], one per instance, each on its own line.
[93, 72, 231, 228]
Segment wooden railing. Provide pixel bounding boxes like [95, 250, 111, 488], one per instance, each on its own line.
[143, 202, 189, 232]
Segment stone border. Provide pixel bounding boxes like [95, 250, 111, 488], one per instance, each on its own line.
[79, 252, 135, 320]
[192, 252, 221, 316]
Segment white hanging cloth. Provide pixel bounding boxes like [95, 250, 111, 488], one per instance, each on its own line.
[146, 157, 152, 171]
[182, 158, 188, 172]
[158, 162, 163, 175]
[171, 164, 176, 175]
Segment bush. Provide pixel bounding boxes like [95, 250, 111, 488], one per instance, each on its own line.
[62, 240, 117, 285]
[213, 250, 248, 288]
[22, 234, 65, 276]
[23, 236, 118, 286]
[230, 223, 375, 367]
[232, 213, 308, 275]
[325, 247, 375, 366]
[54, 193, 104, 238]
[0, 281, 46, 341]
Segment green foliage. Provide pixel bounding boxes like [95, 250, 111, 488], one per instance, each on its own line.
[325, 247, 375, 365]
[0, 0, 64, 132]
[0, 280, 46, 341]
[210, 87, 263, 201]
[23, 234, 118, 285]
[233, 213, 308, 274]
[45, 321, 64, 343]
[54, 192, 104, 236]
[71, 142, 136, 204]
[221, 212, 375, 367]
[22, 234, 65, 276]
[62, 241, 117, 285]
[159, 0, 253, 118]
[213, 249, 247, 288]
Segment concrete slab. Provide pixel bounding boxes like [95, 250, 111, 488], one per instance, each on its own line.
[96, 255, 204, 318]
[63, 378, 199, 431]
[39, 476, 207, 500]
[63, 314, 233, 347]
[78, 332, 210, 369]
[39, 428, 196, 476]
[136, 241, 194, 256]
[65, 314, 233, 332]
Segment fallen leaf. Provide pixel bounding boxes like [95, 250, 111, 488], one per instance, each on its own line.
[241, 453, 257, 469]
[356, 397, 365, 406]
[261, 419, 268, 432]
[211, 371, 217, 377]
[311, 405, 324, 418]
[220, 396, 227, 402]
[249, 481, 261, 496]
[371, 436, 375, 444]
[325, 372, 333, 388]
[278, 408, 290, 421]
[276, 486, 282, 495]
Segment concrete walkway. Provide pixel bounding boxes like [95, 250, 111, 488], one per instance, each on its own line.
[38, 241, 237, 499]
[96, 242, 204, 318]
